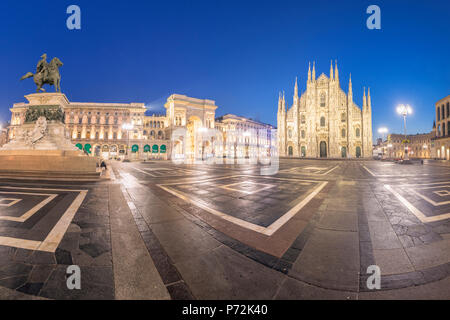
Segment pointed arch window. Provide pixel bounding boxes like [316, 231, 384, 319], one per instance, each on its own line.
[320, 93, 326, 107]
[320, 117, 326, 127]
[356, 128, 361, 137]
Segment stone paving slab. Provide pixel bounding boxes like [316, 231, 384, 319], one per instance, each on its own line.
[405, 238, 450, 270]
[289, 228, 360, 292]
[274, 277, 356, 300]
[373, 248, 415, 275]
[175, 245, 285, 300]
[109, 184, 170, 300]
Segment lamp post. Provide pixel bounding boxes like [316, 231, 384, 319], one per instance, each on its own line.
[396, 104, 412, 160]
[378, 127, 388, 158]
[122, 123, 134, 160]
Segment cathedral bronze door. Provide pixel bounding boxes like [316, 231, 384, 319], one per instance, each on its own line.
[301, 146, 306, 157]
[356, 146, 361, 158]
[341, 147, 347, 158]
[288, 146, 293, 156]
[320, 141, 327, 158]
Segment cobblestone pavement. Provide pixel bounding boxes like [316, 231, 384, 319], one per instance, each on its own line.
[0, 159, 449, 299]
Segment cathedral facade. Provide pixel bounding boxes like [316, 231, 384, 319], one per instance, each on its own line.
[277, 61, 373, 158]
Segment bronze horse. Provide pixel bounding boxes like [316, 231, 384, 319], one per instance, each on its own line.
[20, 57, 63, 93]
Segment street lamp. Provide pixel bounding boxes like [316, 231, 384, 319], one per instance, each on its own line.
[378, 127, 388, 138]
[122, 123, 134, 160]
[396, 104, 412, 160]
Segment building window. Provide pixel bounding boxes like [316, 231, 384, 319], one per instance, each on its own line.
[320, 93, 326, 107]
[288, 129, 292, 138]
[341, 128, 346, 138]
[341, 113, 346, 122]
[301, 130, 305, 139]
[356, 128, 360, 137]
[320, 117, 325, 127]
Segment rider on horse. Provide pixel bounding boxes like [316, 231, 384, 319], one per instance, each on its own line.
[36, 53, 49, 81]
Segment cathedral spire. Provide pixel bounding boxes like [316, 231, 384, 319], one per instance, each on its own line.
[334, 60, 339, 83]
[330, 60, 334, 80]
[348, 73, 353, 101]
[363, 87, 367, 108]
[312, 61, 316, 81]
[294, 77, 298, 99]
[308, 62, 311, 82]
[367, 87, 371, 112]
[278, 91, 282, 113]
[282, 91, 286, 113]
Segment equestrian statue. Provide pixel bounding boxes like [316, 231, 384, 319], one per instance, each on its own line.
[20, 54, 63, 93]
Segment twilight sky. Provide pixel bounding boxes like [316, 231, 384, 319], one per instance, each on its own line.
[1, 0, 449, 140]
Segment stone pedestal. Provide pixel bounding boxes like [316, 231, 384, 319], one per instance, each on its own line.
[0, 93, 100, 180]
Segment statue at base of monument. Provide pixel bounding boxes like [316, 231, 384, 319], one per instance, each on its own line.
[20, 54, 63, 93]
[22, 116, 47, 147]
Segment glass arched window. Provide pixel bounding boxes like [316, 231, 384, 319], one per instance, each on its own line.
[320, 93, 326, 107]
[437, 107, 441, 121]
[301, 115, 305, 124]
[301, 130, 305, 139]
[356, 128, 360, 137]
[341, 129, 346, 138]
[320, 117, 326, 127]
[341, 113, 346, 122]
